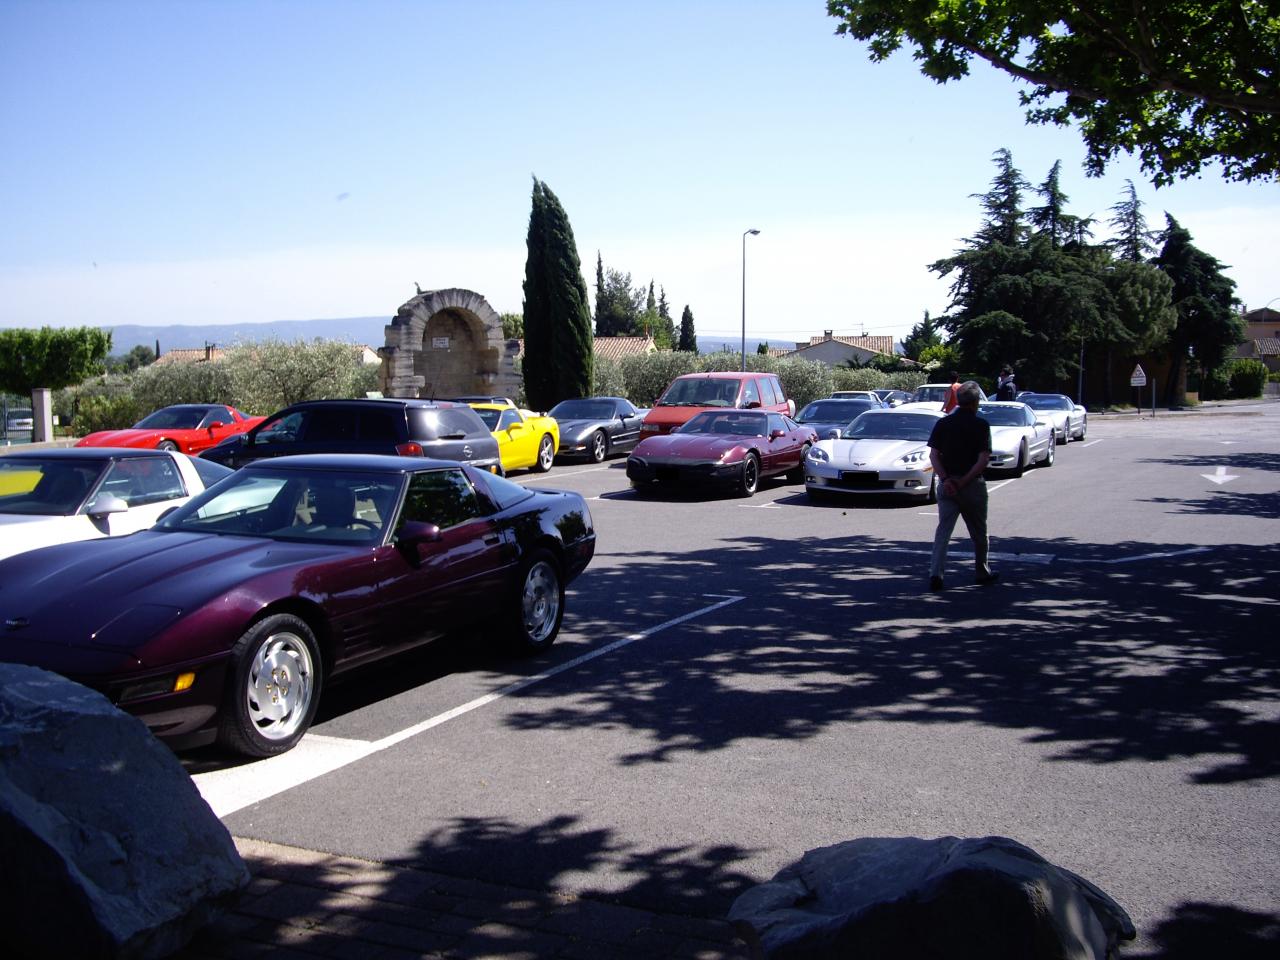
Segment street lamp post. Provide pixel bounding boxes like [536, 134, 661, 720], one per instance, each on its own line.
[741, 228, 760, 372]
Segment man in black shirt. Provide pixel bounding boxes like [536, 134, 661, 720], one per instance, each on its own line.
[926, 381, 999, 591]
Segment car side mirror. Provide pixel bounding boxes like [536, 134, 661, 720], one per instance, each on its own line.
[769, 429, 786, 440]
[87, 493, 129, 518]
[743, 400, 762, 409]
[396, 520, 442, 562]
[825, 429, 840, 440]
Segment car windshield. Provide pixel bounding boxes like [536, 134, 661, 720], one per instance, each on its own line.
[679, 412, 768, 436]
[471, 408, 502, 430]
[550, 399, 615, 419]
[0, 458, 107, 515]
[843, 413, 937, 441]
[978, 405, 1029, 426]
[797, 399, 876, 423]
[1023, 395, 1071, 411]
[158, 467, 403, 544]
[913, 386, 948, 403]
[134, 406, 210, 429]
[657, 378, 740, 407]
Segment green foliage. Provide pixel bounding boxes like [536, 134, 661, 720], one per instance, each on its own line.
[1228, 359, 1269, 398]
[594, 265, 645, 336]
[1199, 365, 1231, 400]
[591, 357, 627, 398]
[105, 344, 157, 374]
[900, 311, 942, 360]
[1154, 214, 1242, 404]
[72, 392, 145, 434]
[678, 305, 698, 353]
[827, 0, 1280, 185]
[773, 358, 833, 410]
[522, 179, 594, 409]
[0, 326, 111, 395]
[500, 313, 524, 339]
[918, 343, 962, 372]
[756, 342, 769, 355]
[223, 339, 377, 413]
[619, 351, 702, 406]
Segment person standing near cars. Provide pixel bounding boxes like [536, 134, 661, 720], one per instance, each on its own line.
[996, 365, 1018, 401]
[927, 381, 999, 591]
[941, 371, 961, 413]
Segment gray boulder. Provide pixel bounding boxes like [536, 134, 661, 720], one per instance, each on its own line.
[0, 665, 249, 959]
[729, 835, 1135, 960]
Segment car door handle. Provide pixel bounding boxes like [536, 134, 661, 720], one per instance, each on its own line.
[483, 533, 501, 545]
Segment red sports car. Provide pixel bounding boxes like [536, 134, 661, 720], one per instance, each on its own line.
[626, 409, 817, 497]
[77, 404, 264, 455]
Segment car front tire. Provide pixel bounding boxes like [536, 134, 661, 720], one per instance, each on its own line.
[589, 430, 607, 463]
[217, 613, 322, 758]
[157, 440, 179, 451]
[786, 445, 810, 483]
[1040, 433, 1055, 468]
[737, 453, 760, 497]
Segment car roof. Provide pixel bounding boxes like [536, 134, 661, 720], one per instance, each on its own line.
[241, 453, 467, 473]
[673, 371, 770, 380]
[2, 447, 178, 462]
[865, 407, 945, 417]
[979, 401, 1030, 407]
[279, 398, 460, 411]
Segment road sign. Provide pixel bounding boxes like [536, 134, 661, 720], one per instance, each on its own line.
[1130, 364, 1147, 387]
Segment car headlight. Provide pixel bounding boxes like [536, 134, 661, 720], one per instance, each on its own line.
[808, 447, 829, 463]
[896, 449, 928, 466]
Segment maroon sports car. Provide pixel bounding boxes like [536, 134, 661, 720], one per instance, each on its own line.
[0, 454, 595, 757]
[626, 409, 816, 497]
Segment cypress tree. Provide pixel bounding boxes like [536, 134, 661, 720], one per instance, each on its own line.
[678, 305, 698, 353]
[522, 178, 592, 410]
[594, 252, 606, 334]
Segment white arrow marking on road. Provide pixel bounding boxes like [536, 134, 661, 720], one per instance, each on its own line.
[1202, 465, 1240, 485]
[1219, 441, 1239, 445]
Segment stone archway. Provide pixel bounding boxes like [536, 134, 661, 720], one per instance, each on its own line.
[378, 288, 520, 399]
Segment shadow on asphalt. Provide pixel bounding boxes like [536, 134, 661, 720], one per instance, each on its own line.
[1127, 901, 1280, 958]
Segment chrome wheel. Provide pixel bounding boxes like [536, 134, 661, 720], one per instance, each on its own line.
[156, 440, 179, 451]
[246, 630, 316, 742]
[535, 435, 555, 472]
[1041, 433, 1055, 467]
[589, 431, 607, 463]
[509, 550, 564, 653]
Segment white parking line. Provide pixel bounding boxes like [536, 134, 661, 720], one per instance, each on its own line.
[1080, 439, 1104, 447]
[193, 595, 744, 818]
[520, 464, 611, 482]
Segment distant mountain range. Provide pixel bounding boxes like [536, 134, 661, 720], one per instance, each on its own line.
[101, 319, 777, 358]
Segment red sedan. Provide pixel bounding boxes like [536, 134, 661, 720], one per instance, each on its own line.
[77, 404, 264, 455]
[626, 409, 816, 497]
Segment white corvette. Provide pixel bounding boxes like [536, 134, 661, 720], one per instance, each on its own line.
[979, 402, 1055, 475]
[804, 408, 945, 502]
[0, 447, 233, 561]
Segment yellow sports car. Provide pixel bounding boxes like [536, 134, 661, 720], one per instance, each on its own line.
[469, 403, 560, 473]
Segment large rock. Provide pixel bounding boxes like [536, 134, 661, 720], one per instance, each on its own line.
[0, 665, 249, 959]
[729, 835, 1135, 960]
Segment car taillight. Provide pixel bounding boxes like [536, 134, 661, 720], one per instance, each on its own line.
[396, 442, 424, 456]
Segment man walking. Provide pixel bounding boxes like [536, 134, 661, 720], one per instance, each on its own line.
[927, 381, 999, 591]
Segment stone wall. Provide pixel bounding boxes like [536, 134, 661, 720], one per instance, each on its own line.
[378, 288, 521, 399]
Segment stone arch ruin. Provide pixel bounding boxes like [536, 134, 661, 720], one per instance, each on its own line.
[378, 288, 520, 399]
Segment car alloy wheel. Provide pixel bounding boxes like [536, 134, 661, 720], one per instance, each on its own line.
[1014, 441, 1029, 477]
[590, 431, 607, 463]
[156, 440, 179, 451]
[737, 453, 760, 497]
[535, 435, 555, 472]
[219, 613, 322, 757]
[509, 549, 564, 653]
[1041, 433, 1055, 468]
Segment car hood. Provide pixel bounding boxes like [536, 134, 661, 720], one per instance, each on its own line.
[814, 438, 927, 468]
[78, 429, 163, 447]
[989, 425, 1030, 453]
[557, 418, 608, 438]
[0, 531, 357, 647]
[0, 513, 89, 562]
[633, 434, 746, 459]
[797, 420, 846, 439]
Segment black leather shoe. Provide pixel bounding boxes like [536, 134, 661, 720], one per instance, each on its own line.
[929, 576, 944, 592]
[975, 572, 1001, 586]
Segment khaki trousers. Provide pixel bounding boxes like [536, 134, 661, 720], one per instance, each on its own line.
[930, 478, 991, 579]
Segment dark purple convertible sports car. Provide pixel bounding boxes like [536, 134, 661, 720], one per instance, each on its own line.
[0, 454, 595, 757]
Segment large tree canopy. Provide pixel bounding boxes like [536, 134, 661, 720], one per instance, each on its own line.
[0, 326, 111, 395]
[827, 1, 1280, 185]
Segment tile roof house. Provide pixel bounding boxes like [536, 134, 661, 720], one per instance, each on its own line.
[516, 336, 657, 362]
[1234, 308, 1280, 372]
[780, 331, 918, 368]
[152, 346, 226, 365]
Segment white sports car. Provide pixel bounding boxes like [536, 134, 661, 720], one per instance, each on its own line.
[804, 408, 945, 502]
[979, 402, 1055, 475]
[0, 447, 233, 561]
[1020, 393, 1087, 443]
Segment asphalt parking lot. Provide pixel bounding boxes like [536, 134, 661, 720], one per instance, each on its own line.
[186, 402, 1280, 958]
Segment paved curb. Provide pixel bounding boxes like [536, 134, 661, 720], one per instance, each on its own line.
[178, 838, 748, 959]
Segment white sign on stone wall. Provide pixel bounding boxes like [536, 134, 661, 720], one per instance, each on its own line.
[432, 337, 450, 349]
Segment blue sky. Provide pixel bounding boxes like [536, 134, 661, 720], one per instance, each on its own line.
[2, 0, 1275, 346]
